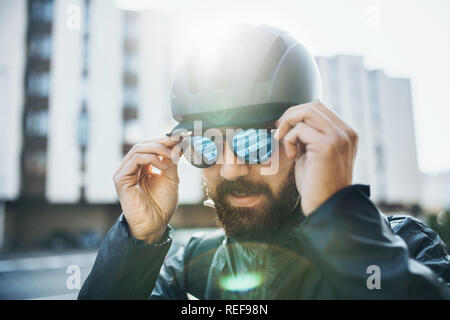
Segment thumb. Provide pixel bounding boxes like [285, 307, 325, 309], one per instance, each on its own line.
[161, 156, 179, 184]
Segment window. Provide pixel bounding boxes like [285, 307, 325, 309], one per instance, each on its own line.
[78, 106, 89, 147]
[82, 42, 89, 72]
[82, 1, 90, 76]
[123, 85, 138, 107]
[27, 72, 50, 97]
[29, 34, 52, 60]
[83, 0, 91, 32]
[30, 0, 53, 24]
[123, 119, 140, 145]
[24, 150, 46, 177]
[375, 144, 385, 170]
[124, 11, 139, 40]
[124, 52, 138, 74]
[26, 110, 48, 137]
[368, 72, 381, 122]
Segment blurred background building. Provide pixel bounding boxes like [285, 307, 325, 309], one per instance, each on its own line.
[0, 0, 212, 253]
[316, 55, 422, 205]
[0, 0, 449, 255]
[1, 0, 449, 300]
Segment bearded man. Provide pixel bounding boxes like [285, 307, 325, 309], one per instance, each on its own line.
[79, 25, 450, 300]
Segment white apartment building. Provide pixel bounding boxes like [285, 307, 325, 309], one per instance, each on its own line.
[0, 0, 26, 201]
[316, 55, 422, 204]
[0, 0, 439, 250]
[0, 1, 426, 207]
[0, 0, 205, 250]
[0, 0, 203, 206]
[48, 0, 203, 204]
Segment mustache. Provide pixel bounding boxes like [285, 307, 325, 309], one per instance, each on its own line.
[216, 177, 272, 197]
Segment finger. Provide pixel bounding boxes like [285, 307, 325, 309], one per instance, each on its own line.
[167, 143, 184, 165]
[122, 143, 172, 165]
[139, 159, 179, 186]
[159, 156, 180, 183]
[140, 144, 183, 183]
[276, 102, 314, 127]
[309, 102, 358, 165]
[309, 101, 346, 128]
[311, 102, 359, 156]
[275, 106, 334, 141]
[283, 122, 323, 159]
[139, 135, 183, 147]
[285, 101, 357, 147]
[120, 153, 168, 179]
[117, 142, 178, 174]
[310, 102, 354, 136]
[115, 153, 170, 191]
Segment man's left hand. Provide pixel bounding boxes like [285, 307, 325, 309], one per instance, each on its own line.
[275, 101, 358, 216]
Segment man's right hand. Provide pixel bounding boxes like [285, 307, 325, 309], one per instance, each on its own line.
[113, 135, 182, 244]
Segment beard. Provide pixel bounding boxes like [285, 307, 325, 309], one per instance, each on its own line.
[205, 166, 301, 241]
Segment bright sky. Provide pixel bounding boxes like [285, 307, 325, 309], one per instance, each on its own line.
[118, 0, 450, 174]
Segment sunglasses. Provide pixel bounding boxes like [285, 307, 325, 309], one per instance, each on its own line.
[176, 128, 274, 168]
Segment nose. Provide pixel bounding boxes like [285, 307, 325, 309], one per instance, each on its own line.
[219, 140, 250, 181]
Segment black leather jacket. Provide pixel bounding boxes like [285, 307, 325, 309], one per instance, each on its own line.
[78, 185, 450, 299]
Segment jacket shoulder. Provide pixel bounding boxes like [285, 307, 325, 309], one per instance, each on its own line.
[387, 215, 447, 253]
[387, 214, 450, 284]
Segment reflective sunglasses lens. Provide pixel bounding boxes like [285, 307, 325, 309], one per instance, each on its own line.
[183, 136, 217, 168]
[233, 129, 272, 164]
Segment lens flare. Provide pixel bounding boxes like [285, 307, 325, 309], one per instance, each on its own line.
[219, 272, 263, 291]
